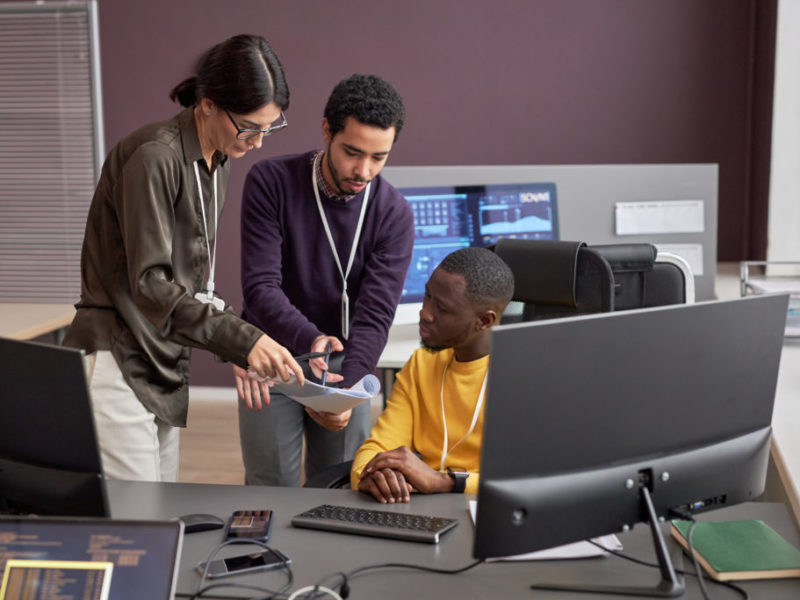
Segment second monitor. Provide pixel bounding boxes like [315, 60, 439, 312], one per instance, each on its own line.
[474, 294, 789, 596]
[394, 181, 558, 323]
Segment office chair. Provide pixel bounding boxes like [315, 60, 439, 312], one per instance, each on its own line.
[491, 239, 615, 323]
[590, 243, 695, 309]
[303, 460, 353, 489]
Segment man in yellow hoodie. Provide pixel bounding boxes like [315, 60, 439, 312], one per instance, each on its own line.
[351, 247, 514, 503]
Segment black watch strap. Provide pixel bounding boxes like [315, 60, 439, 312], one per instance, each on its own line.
[446, 467, 468, 493]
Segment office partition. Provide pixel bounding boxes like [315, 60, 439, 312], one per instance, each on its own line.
[383, 164, 718, 301]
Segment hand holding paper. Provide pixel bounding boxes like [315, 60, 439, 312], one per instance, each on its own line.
[251, 372, 381, 415]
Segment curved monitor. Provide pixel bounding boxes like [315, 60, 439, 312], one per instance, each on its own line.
[0, 337, 108, 517]
[474, 295, 788, 594]
[394, 182, 558, 323]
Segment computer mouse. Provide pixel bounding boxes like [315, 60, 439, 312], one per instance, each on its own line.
[178, 513, 225, 534]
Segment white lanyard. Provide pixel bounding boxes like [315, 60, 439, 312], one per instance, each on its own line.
[311, 153, 371, 340]
[193, 161, 218, 296]
[439, 355, 488, 472]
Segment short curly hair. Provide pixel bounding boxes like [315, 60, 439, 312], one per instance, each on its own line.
[324, 74, 405, 141]
[438, 248, 515, 312]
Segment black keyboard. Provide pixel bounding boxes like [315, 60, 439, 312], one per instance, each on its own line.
[291, 504, 458, 544]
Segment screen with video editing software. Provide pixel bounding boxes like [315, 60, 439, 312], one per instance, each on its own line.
[400, 182, 558, 303]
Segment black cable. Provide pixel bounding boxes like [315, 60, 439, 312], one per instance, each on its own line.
[321, 558, 484, 598]
[685, 519, 712, 600]
[182, 538, 294, 600]
[300, 572, 348, 600]
[296, 558, 485, 599]
[588, 536, 750, 600]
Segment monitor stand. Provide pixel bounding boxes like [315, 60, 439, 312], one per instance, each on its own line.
[530, 486, 685, 597]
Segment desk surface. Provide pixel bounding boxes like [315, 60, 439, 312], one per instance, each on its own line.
[108, 481, 800, 599]
[0, 302, 75, 340]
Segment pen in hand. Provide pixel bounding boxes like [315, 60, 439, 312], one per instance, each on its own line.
[320, 341, 332, 387]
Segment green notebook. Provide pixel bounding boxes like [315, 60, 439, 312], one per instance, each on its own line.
[670, 519, 800, 581]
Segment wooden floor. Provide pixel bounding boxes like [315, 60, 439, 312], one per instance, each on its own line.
[178, 388, 384, 485]
[178, 391, 244, 485]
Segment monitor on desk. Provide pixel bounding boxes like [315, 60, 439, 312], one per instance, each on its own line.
[0, 517, 182, 600]
[393, 181, 558, 323]
[474, 294, 788, 596]
[0, 337, 108, 517]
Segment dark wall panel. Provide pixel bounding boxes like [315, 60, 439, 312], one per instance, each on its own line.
[95, 0, 774, 386]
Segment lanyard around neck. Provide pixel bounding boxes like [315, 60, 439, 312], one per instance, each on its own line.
[193, 161, 218, 296]
[439, 355, 488, 472]
[311, 152, 371, 340]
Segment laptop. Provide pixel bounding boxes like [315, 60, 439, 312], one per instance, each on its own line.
[0, 517, 183, 600]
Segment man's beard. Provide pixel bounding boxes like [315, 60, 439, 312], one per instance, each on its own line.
[327, 147, 368, 195]
[421, 339, 446, 353]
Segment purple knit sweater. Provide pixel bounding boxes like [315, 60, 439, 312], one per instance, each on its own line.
[241, 151, 414, 387]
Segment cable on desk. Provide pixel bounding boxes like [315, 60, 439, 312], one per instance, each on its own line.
[185, 538, 294, 600]
[586, 510, 750, 600]
[287, 585, 341, 600]
[299, 558, 485, 599]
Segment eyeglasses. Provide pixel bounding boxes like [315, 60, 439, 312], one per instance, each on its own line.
[224, 109, 288, 140]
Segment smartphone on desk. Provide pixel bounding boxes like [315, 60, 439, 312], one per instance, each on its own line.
[224, 509, 274, 542]
[197, 548, 291, 579]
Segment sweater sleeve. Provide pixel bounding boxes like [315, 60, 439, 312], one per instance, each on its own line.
[240, 162, 325, 351]
[350, 355, 418, 489]
[465, 471, 480, 495]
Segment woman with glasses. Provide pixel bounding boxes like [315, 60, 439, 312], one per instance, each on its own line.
[63, 34, 303, 482]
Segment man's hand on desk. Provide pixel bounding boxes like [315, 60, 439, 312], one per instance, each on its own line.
[357, 446, 453, 503]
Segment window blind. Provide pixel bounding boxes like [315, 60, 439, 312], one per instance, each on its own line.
[0, 0, 103, 302]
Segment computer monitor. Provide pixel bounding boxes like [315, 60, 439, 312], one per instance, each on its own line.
[393, 182, 558, 323]
[0, 516, 182, 599]
[473, 294, 788, 596]
[0, 337, 108, 517]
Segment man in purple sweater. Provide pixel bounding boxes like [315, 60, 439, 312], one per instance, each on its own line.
[235, 74, 414, 486]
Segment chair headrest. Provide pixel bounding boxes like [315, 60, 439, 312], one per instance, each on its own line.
[591, 243, 657, 273]
[493, 239, 587, 306]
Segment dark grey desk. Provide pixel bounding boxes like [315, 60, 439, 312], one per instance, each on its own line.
[107, 480, 800, 599]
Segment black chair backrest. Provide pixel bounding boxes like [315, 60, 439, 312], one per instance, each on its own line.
[591, 243, 687, 309]
[492, 239, 614, 322]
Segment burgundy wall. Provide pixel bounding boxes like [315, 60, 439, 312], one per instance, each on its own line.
[95, 0, 775, 386]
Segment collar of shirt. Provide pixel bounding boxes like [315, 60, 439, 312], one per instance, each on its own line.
[312, 150, 357, 202]
[178, 106, 228, 172]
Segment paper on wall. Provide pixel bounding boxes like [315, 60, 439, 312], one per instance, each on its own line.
[615, 200, 704, 235]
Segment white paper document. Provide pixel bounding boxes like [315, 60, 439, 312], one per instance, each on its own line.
[468, 500, 622, 561]
[615, 200, 705, 235]
[264, 373, 381, 414]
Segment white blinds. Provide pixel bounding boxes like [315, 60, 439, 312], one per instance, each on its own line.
[0, 1, 103, 302]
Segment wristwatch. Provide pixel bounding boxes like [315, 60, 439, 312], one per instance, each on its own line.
[446, 467, 469, 493]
